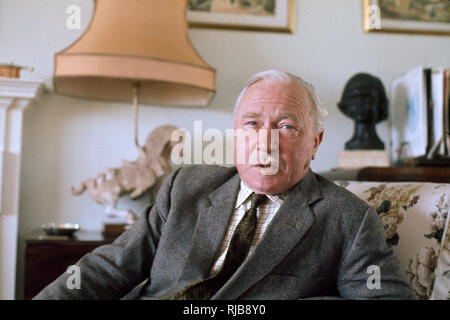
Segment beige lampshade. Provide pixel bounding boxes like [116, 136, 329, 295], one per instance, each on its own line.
[54, 0, 216, 107]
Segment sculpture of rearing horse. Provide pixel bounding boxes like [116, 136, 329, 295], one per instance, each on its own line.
[71, 124, 180, 224]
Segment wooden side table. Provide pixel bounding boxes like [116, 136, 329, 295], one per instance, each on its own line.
[24, 231, 115, 300]
[355, 166, 450, 183]
[319, 166, 450, 183]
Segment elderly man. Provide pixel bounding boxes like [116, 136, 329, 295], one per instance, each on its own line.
[35, 70, 415, 300]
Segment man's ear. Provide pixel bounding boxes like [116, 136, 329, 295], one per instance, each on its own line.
[312, 129, 324, 160]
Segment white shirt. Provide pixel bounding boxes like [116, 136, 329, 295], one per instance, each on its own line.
[209, 180, 286, 277]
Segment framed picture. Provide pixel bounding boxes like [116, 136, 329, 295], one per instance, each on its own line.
[363, 0, 450, 36]
[187, 0, 295, 33]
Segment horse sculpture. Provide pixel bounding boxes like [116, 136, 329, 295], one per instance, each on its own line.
[71, 124, 180, 224]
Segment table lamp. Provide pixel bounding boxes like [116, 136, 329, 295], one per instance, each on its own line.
[53, 0, 216, 146]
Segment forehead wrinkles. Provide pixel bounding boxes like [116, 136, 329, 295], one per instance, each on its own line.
[241, 95, 312, 121]
[241, 81, 313, 108]
[244, 95, 305, 106]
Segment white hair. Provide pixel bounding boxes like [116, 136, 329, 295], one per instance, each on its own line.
[233, 70, 328, 132]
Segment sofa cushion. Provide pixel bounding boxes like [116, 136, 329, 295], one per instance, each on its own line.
[334, 180, 450, 300]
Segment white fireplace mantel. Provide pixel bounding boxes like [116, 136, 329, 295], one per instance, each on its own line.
[0, 77, 44, 299]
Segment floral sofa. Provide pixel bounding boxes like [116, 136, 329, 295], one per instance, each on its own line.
[334, 180, 450, 300]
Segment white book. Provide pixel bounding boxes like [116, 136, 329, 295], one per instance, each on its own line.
[431, 68, 445, 156]
[390, 66, 428, 162]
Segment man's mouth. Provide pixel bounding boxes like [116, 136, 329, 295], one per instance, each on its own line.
[253, 162, 280, 176]
[254, 163, 272, 168]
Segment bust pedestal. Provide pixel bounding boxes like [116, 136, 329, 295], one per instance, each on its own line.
[338, 150, 390, 169]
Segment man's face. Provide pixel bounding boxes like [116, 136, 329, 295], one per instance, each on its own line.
[234, 80, 324, 195]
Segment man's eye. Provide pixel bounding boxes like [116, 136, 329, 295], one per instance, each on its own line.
[246, 121, 257, 126]
[281, 124, 294, 129]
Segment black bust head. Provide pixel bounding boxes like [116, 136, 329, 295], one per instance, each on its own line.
[338, 73, 388, 150]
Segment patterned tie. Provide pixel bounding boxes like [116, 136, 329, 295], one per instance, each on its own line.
[170, 193, 267, 300]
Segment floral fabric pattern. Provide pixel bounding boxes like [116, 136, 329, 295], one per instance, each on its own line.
[335, 180, 450, 300]
[431, 209, 450, 300]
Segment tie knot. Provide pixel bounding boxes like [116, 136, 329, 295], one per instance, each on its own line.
[249, 193, 266, 211]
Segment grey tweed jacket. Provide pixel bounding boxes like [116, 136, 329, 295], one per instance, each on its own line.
[34, 165, 416, 300]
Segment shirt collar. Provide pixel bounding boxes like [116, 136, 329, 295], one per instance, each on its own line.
[236, 180, 287, 208]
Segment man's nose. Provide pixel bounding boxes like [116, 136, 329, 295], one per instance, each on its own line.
[257, 127, 274, 154]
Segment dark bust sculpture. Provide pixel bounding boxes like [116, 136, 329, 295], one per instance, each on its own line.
[338, 73, 388, 150]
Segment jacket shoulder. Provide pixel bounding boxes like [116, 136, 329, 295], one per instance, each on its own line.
[314, 173, 370, 214]
[312, 173, 372, 241]
[175, 164, 237, 184]
[169, 164, 237, 196]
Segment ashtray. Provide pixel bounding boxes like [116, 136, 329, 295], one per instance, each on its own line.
[42, 223, 80, 236]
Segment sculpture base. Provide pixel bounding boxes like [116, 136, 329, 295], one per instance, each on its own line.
[338, 150, 390, 169]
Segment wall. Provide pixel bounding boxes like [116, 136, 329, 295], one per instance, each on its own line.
[0, 0, 448, 299]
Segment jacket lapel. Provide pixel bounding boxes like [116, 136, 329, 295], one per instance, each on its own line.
[176, 172, 241, 289]
[213, 170, 323, 299]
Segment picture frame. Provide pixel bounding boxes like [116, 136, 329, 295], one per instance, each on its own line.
[363, 0, 450, 36]
[187, 0, 295, 33]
